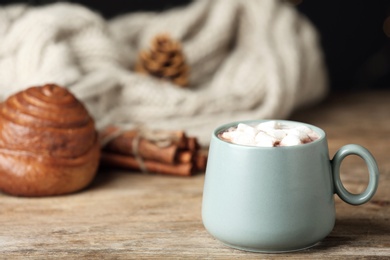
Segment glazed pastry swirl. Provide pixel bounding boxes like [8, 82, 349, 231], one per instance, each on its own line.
[0, 84, 100, 196]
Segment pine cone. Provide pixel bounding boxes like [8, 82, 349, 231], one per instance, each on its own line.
[135, 33, 189, 87]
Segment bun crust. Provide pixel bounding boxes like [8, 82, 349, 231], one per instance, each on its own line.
[0, 84, 100, 196]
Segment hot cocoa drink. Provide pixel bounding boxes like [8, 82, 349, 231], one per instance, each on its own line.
[218, 121, 320, 147]
[204, 120, 379, 253]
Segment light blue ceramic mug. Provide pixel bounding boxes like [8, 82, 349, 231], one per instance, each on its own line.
[202, 120, 379, 253]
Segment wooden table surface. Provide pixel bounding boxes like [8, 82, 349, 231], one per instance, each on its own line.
[1, 90, 389, 259]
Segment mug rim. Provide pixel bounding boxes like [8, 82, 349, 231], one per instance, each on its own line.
[213, 119, 326, 149]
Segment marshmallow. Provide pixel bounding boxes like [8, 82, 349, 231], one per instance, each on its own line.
[286, 128, 310, 142]
[221, 131, 235, 140]
[255, 132, 276, 147]
[307, 132, 320, 141]
[219, 121, 320, 147]
[255, 120, 281, 131]
[295, 125, 312, 134]
[232, 134, 255, 146]
[262, 129, 286, 141]
[297, 125, 320, 140]
[237, 123, 253, 132]
[280, 134, 302, 146]
[243, 127, 257, 138]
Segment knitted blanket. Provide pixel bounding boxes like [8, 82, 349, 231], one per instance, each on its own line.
[0, 0, 327, 145]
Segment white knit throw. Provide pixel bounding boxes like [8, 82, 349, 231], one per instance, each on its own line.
[0, 0, 327, 145]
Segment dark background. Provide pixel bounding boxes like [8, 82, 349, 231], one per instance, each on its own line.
[1, 0, 390, 90]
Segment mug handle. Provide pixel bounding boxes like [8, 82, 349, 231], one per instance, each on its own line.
[331, 144, 379, 205]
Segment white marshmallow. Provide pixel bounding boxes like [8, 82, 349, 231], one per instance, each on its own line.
[220, 121, 319, 147]
[232, 133, 255, 146]
[237, 123, 253, 132]
[308, 131, 319, 141]
[280, 134, 302, 146]
[221, 131, 235, 140]
[255, 132, 276, 147]
[255, 120, 281, 131]
[286, 128, 310, 142]
[255, 138, 274, 147]
[295, 125, 312, 134]
[243, 126, 257, 138]
[263, 129, 286, 141]
[294, 125, 320, 141]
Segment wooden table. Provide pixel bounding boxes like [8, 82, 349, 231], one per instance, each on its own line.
[1, 91, 389, 259]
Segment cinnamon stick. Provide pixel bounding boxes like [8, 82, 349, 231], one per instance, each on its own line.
[195, 151, 208, 171]
[101, 127, 184, 164]
[186, 137, 199, 151]
[176, 151, 193, 163]
[101, 152, 193, 176]
[100, 126, 207, 176]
